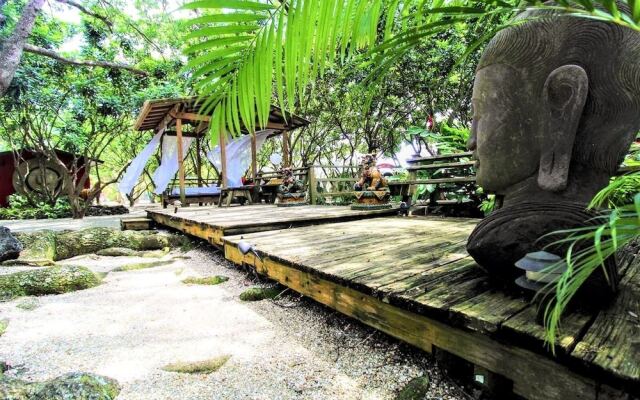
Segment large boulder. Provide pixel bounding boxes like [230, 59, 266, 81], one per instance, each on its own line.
[11, 230, 55, 265]
[12, 228, 190, 262]
[0, 266, 102, 301]
[0, 373, 120, 400]
[0, 227, 22, 263]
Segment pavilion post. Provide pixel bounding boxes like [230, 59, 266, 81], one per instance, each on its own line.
[219, 129, 227, 189]
[195, 135, 202, 188]
[176, 118, 186, 204]
[250, 132, 258, 201]
[282, 130, 290, 167]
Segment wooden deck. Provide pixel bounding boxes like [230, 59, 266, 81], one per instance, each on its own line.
[217, 217, 639, 400]
[146, 204, 398, 247]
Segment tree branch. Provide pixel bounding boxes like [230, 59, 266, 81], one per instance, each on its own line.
[23, 44, 148, 76]
[53, 0, 113, 28]
[0, 0, 46, 95]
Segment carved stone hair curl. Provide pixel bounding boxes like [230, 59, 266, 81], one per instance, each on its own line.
[478, 6, 640, 173]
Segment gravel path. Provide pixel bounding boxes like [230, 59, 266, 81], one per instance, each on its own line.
[0, 204, 156, 233]
[0, 245, 471, 400]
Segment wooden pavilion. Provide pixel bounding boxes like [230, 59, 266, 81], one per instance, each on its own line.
[133, 97, 309, 204]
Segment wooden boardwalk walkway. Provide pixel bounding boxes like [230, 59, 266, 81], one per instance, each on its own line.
[147, 204, 398, 246]
[147, 206, 638, 399]
[222, 217, 639, 400]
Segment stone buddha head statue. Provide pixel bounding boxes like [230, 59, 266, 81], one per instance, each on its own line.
[466, 6, 640, 287]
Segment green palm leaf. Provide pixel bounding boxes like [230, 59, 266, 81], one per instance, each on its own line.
[181, 0, 640, 152]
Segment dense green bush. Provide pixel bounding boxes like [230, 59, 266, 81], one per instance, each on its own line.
[0, 195, 72, 220]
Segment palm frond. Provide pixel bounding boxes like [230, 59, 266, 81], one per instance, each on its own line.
[540, 193, 640, 353]
[182, 0, 640, 144]
[182, 0, 413, 144]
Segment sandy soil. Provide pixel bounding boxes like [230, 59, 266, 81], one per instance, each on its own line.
[0, 245, 471, 400]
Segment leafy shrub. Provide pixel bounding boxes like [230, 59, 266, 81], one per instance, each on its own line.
[0, 195, 72, 220]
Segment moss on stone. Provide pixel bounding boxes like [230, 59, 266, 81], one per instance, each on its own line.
[13, 231, 57, 264]
[0, 266, 102, 301]
[239, 287, 282, 302]
[161, 355, 231, 374]
[15, 228, 190, 262]
[182, 275, 229, 285]
[0, 372, 120, 400]
[395, 376, 430, 400]
[54, 228, 188, 260]
[16, 298, 39, 311]
[0, 320, 7, 336]
[140, 248, 171, 258]
[95, 247, 139, 257]
[112, 259, 174, 272]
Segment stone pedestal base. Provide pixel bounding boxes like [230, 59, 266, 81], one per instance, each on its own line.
[276, 193, 307, 208]
[351, 191, 391, 211]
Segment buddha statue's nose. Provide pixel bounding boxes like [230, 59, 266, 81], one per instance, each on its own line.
[468, 119, 478, 152]
[467, 134, 477, 153]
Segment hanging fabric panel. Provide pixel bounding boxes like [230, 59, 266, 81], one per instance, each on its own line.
[118, 130, 163, 197]
[207, 130, 272, 187]
[151, 135, 194, 194]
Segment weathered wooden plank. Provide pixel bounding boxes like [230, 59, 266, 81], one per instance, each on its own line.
[406, 161, 476, 171]
[501, 306, 593, 356]
[388, 177, 476, 185]
[148, 205, 400, 246]
[570, 256, 640, 391]
[449, 289, 530, 334]
[406, 152, 474, 163]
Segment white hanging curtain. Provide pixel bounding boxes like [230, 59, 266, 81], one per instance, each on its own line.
[118, 130, 163, 197]
[207, 130, 272, 187]
[152, 135, 195, 194]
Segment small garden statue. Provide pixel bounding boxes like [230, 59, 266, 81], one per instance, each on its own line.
[352, 154, 391, 210]
[276, 167, 307, 207]
[465, 5, 640, 302]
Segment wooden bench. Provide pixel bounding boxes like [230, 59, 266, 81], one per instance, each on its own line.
[388, 152, 482, 212]
[162, 178, 221, 208]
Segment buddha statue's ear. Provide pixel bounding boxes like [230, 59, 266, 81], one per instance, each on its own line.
[538, 65, 589, 192]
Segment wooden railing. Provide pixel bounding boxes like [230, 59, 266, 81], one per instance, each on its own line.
[308, 164, 360, 205]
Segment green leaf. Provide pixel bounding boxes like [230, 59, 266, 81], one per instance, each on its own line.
[185, 25, 261, 40]
[182, 0, 275, 11]
[184, 36, 254, 54]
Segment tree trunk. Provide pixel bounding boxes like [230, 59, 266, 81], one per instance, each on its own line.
[69, 196, 86, 219]
[0, 0, 46, 96]
[0, 0, 8, 28]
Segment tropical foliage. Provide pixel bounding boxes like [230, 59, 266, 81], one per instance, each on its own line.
[0, 0, 187, 217]
[181, 0, 640, 143]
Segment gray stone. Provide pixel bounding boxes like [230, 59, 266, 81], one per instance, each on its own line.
[0, 372, 120, 400]
[0, 227, 22, 263]
[0, 266, 102, 301]
[395, 376, 430, 400]
[32, 372, 120, 400]
[466, 3, 640, 296]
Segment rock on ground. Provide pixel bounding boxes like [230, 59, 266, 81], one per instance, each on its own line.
[13, 228, 189, 263]
[0, 227, 22, 263]
[395, 376, 431, 400]
[0, 266, 101, 300]
[0, 372, 120, 400]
